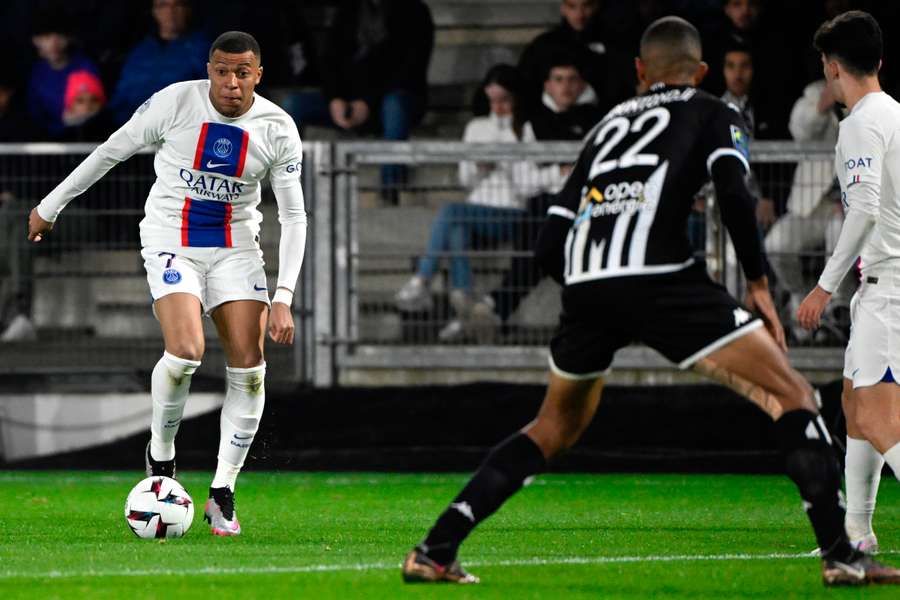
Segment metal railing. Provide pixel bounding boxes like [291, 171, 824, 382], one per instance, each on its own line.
[0, 143, 317, 384]
[0, 141, 846, 387]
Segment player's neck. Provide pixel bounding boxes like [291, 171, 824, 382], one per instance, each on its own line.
[843, 77, 882, 112]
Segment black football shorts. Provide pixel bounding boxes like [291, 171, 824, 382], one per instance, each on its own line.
[549, 263, 763, 379]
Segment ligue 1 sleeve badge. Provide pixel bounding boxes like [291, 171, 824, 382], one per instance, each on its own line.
[163, 268, 182, 285]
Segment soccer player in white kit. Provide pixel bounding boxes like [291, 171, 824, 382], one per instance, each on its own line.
[27, 32, 306, 536]
[798, 11, 900, 554]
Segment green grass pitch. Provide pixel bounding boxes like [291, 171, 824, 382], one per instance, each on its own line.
[0, 471, 897, 599]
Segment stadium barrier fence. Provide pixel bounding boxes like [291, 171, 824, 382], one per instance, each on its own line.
[0, 141, 843, 387]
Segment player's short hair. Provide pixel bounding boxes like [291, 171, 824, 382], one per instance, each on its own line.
[813, 10, 881, 77]
[209, 31, 261, 63]
[640, 16, 702, 77]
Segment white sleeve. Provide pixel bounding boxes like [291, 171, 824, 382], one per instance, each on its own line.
[271, 182, 308, 305]
[36, 90, 172, 222]
[838, 118, 883, 214]
[817, 208, 874, 292]
[817, 119, 883, 292]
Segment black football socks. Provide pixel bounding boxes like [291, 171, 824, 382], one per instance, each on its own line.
[421, 432, 547, 565]
[775, 409, 853, 561]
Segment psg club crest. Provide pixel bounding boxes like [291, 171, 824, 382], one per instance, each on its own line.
[163, 268, 182, 285]
[213, 137, 233, 158]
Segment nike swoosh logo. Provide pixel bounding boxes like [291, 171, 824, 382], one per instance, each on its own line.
[253, 284, 266, 291]
[206, 160, 230, 169]
[234, 434, 253, 440]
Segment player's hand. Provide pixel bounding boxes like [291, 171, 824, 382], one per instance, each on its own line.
[28, 207, 53, 242]
[797, 285, 831, 331]
[745, 276, 787, 353]
[268, 300, 294, 345]
[347, 100, 370, 128]
[329, 98, 351, 129]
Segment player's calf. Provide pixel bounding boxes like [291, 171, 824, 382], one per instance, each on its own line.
[775, 409, 855, 564]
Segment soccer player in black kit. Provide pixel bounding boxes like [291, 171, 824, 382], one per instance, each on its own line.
[402, 17, 900, 587]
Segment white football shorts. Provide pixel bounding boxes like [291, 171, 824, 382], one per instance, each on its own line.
[843, 273, 900, 388]
[141, 246, 270, 315]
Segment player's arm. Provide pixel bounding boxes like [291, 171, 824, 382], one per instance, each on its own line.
[268, 127, 308, 345]
[798, 121, 882, 330]
[704, 105, 786, 350]
[29, 92, 172, 242]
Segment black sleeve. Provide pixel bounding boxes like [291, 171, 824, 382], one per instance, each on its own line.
[699, 103, 764, 281]
[711, 158, 765, 281]
[534, 141, 592, 283]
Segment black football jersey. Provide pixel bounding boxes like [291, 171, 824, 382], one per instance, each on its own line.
[549, 83, 751, 285]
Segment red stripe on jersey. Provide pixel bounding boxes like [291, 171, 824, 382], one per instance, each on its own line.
[224, 202, 233, 247]
[192, 123, 209, 170]
[181, 197, 192, 246]
[235, 129, 249, 177]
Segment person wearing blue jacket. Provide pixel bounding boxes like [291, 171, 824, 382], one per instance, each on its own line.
[108, 0, 208, 126]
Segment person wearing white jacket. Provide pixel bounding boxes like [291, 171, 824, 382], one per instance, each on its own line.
[395, 65, 555, 340]
[765, 79, 845, 333]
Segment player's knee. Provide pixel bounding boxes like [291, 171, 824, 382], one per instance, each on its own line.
[166, 342, 204, 363]
[852, 400, 884, 443]
[228, 353, 263, 369]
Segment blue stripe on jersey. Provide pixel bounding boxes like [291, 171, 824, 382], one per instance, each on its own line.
[182, 198, 232, 247]
[193, 122, 249, 178]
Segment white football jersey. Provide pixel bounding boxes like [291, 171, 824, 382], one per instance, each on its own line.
[119, 80, 302, 249]
[835, 91, 900, 276]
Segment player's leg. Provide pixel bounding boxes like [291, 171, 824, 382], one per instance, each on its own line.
[146, 293, 204, 477]
[842, 379, 883, 551]
[141, 246, 208, 478]
[204, 299, 267, 536]
[404, 373, 604, 583]
[693, 329, 899, 584]
[851, 382, 900, 478]
[148, 293, 204, 475]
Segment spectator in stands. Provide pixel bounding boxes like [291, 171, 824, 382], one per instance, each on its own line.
[0, 75, 38, 341]
[107, 0, 208, 126]
[701, 0, 801, 142]
[765, 79, 847, 341]
[529, 54, 603, 140]
[26, 15, 106, 140]
[394, 65, 554, 342]
[200, 0, 321, 93]
[474, 56, 603, 338]
[0, 75, 39, 142]
[701, 0, 760, 96]
[287, 0, 434, 204]
[518, 0, 634, 116]
[59, 69, 112, 141]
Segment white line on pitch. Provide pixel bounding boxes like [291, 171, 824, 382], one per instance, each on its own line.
[1, 550, 896, 580]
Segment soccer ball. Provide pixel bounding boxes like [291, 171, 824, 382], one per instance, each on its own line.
[124, 476, 194, 539]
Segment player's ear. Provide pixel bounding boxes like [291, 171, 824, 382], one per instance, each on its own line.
[206, 62, 212, 79]
[635, 57, 647, 86]
[692, 61, 709, 87]
[256, 65, 263, 85]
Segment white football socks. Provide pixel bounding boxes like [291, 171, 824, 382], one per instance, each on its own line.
[150, 352, 201, 462]
[844, 436, 884, 539]
[884, 441, 900, 484]
[211, 363, 266, 491]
